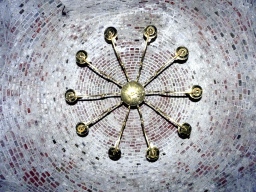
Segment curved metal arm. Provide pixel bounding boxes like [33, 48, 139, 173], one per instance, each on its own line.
[144, 101, 182, 128]
[111, 38, 130, 82]
[145, 85, 203, 100]
[143, 47, 189, 87]
[114, 106, 131, 148]
[136, 36, 149, 82]
[145, 89, 192, 96]
[76, 51, 123, 87]
[76, 92, 121, 100]
[143, 55, 178, 87]
[82, 101, 123, 127]
[137, 105, 150, 147]
[86, 61, 123, 87]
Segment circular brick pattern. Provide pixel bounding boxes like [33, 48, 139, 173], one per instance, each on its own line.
[0, 0, 255, 192]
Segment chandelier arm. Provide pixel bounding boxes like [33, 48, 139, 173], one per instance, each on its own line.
[137, 105, 150, 147]
[83, 101, 123, 127]
[87, 62, 123, 87]
[76, 92, 121, 100]
[111, 38, 130, 82]
[145, 90, 191, 96]
[143, 55, 178, 87]
[114, 106, 131, 148]
[144, 101, 183, 128]
[143, 46, 189, 87]
[136, 36, 149, 82]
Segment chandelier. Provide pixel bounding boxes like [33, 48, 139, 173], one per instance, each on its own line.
[65, 26, 203, 162]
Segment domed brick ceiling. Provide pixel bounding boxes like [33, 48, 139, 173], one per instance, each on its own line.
[0, 0, 255, 191]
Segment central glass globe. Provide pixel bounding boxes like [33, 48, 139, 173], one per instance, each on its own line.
[121, 81, 145, 106]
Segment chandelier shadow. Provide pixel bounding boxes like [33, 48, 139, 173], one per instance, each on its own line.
[65, 25, 203, 162]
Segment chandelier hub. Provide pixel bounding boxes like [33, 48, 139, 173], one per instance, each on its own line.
[121, 81, 145, 106]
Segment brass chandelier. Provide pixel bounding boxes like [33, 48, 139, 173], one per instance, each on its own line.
[65, 26, 203, 162]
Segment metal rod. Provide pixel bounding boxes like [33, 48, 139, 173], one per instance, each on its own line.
[144, 101, 182, 128]
[136, 36, 149, 82]
[82, 101, 123, 127]
[137, 105, 150, 147]
[111, 38, 130, 82]
[143, 55, 178, 87]
[86, 61, 123, 87]
[145, 89, 192, 96]
[114, 106, 131, 148]
[76, 92, 121, 100]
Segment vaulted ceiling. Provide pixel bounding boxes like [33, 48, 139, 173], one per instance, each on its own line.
[0, 0, 255, 191]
